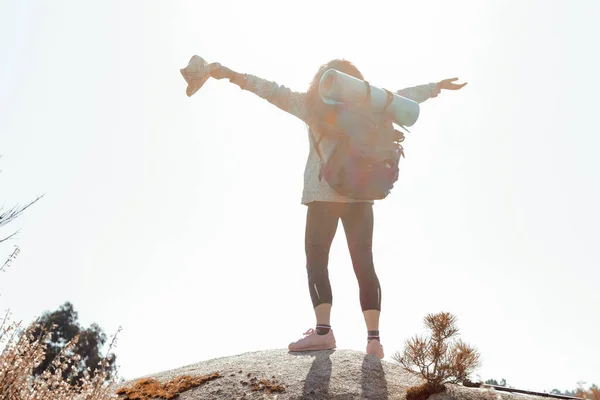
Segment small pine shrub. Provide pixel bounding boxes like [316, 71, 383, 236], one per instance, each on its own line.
[393, 312, 481, 400]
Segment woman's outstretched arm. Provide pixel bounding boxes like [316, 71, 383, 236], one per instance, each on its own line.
[210, 64, 308, 123]
[396, 83, 441, 104]
[397, 77, 467, 103]
[396, 78, 467, 103]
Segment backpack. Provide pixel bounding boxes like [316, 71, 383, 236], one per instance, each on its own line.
[310, 81, 407, 200]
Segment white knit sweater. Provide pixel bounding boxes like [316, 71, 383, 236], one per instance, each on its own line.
[240, 74, 441, 205]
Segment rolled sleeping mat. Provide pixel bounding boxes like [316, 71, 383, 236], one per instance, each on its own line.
[318, 68, 420, 127]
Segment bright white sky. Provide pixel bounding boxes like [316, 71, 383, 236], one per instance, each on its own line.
[1, 0, 598, 393]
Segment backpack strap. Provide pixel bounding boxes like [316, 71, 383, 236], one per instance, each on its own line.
[382, 89, 394, 114]
[310, 127, 324, 165]
[364, 80, 371, 104]
[310, 106, 340, 162]
[310, 107, 341, 182]
[381, 88, 411, 135]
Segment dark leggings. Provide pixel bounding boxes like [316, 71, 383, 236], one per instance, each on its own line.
[305, 201, 381, 312]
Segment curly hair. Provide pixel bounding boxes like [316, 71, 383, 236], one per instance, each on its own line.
[304, 59, 364, 136]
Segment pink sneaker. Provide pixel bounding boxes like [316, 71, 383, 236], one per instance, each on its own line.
[288, 328, 336, 352]
[366, 339, 384, 359]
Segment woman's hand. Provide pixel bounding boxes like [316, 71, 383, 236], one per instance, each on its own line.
[438, 77, 467, 90]
[208, 63, 234, 80]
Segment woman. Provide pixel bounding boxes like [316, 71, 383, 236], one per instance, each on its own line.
[207, 59, 466, 359]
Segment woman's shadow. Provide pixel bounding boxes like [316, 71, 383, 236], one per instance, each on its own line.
[289, 351, 389, 399]
[290, 350, 334, 399]
[361, 354, 389, 399]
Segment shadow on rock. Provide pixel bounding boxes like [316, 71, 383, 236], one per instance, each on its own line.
[361, 355, 389, 399]
[289, 350, 334, 399]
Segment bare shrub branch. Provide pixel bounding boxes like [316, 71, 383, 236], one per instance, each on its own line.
[392, 311, 481, 391]
[0, 314, 121, 399]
